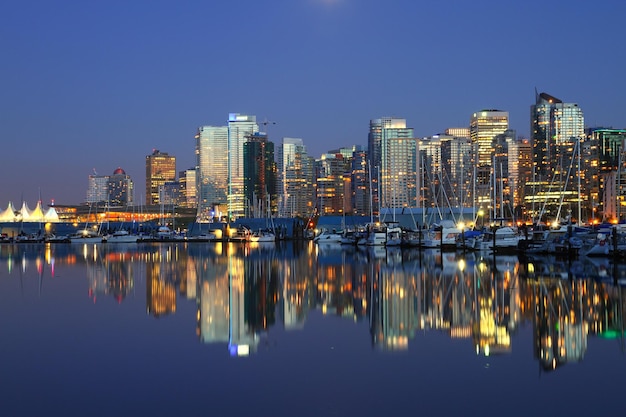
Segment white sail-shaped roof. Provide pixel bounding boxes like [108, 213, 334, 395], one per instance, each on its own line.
[0, 202, 17, 222]
[18, 202, 31, 221]
[29, 201, 45, 222]
[44, 207, 60, 223]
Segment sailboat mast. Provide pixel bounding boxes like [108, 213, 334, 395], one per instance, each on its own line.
[577, 138, 582, 224]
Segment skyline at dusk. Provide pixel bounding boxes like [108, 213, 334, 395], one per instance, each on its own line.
[2, 0, 625, 205]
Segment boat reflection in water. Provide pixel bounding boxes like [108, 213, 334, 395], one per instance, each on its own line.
[1, 241, 625, 369]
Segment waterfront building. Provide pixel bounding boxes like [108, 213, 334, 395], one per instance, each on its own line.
[470, 110, 509, 167]
[507, 137, 532, 215]
[86, 172, 110, 205]
[369, 118, 412, 215]
[179, 168, 197, 209]
[447, 135, 475, 210]
[145, 150, 176, 206]
[243, 132, 276, 217]
[228, 114, 259, 219]
[492, 130, 516, 219]
[350, 146, 369, 216]
[531, 92, 585, 182]
[277, 138, 315, 218]
[108, 168, 133, 207]
[592, 128, 626, 220]
[159, 181, 180, 207]
[470, 110, 508, 215]
[196, 125, 228, 220]
[315, 153, 350, 215]
[381, 135, 417, 209]
[528, 92, 585, 222]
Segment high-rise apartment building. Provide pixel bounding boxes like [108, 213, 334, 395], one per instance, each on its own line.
[108, 168, 134, 206]
[507, 138, 532, 213]
[470, 110, 509, 167]
[243, 132, 276, 217]
[315, 153, 350, 215]
[529, 92, 585, 222]
[470, 110, 508, 213]
[145, 149, 176, 206]
[86, 168, 133, 206]
[350, 146, 369, 216]
[277, 138, 314, 217]
[447, 136, 475, 209]
[590, 128, 626, 220]
[86, 172, 110, 204]
[179, 169, 197, 209]
[381, 136, 417, 209]
[196, 125, 228, 220]
[228, 113, 259, 219]
[531, 92, 584, 182]
[369, 118, 414, 214]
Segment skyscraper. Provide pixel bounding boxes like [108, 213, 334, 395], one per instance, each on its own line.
[145, 150, 176, 206]
[243, 132, 276, 217]
[531, 92, 584, 181]
[315, 153, 349, 215]
[196, 125, 228, 220]
[369, 118, 414, 214]
[108, 168, 133, 206]
[179, 168, 197, 209]
[228, 113, 259, 219]
[86, 172, 110, 205]
[277, 138, 314, 217]
[470, 109, 509, 167]
[529, 92, 585, 222]
[381, 136, 417, 209]
[470, 110, 509, 212]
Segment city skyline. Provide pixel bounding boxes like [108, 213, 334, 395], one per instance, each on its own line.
[2, 0, 625, 205]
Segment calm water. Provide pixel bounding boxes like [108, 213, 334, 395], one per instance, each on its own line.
[1, 241, 625, 417]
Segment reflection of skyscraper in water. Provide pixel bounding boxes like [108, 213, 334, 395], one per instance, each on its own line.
[193, 244, 231, 343]
[472, 257, 512, 356]
[229, 254, 258, 356]
[281, 257, 306, 330]
[244, 256, 278, 334]
[371, 262, 419, 350]
[146, 248, 177, 317]
[198, 260, 229, 344]
[86, 247, 134, 303]
[532, 278, 588, 371]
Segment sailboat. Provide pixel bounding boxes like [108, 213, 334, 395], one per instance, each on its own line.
[70, 204, 105, 243]
[247, 194, 276, 243]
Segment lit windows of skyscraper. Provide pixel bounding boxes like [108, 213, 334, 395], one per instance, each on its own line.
[528, 92, 585, 222]
[196, 125, 228, 221]
[86, 168, 133, 206]
[370, 118, 414, 214]
[315, 153, 349, 215]
[470, 110, 509, 167]
[108, 168, 133, 206]
[179, 169, 197, 209]
[470, 110, 508, 212]
[531, 92, 584, 181]
[381, 136, 417, 209]
[243, 132, 276, 217]
[86, 172, 110, 205]
[145, 149, 176, 206]
[228, 113, 259, 219]
[277, 138, 314, 217]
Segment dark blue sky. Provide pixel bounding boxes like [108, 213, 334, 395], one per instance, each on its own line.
[1, 0, 625, 205]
